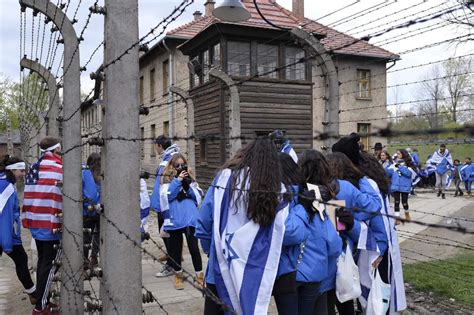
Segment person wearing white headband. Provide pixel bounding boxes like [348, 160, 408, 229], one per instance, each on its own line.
[0, 155, 37, 306]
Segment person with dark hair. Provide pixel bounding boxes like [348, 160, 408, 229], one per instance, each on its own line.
[0, 155, 37, 306]
[357, 152, 407, 313]
[272, 153, 311, 315]
[387, 149, 416, 224]
[196, 138, 289, 315]
[22, 137, 62, 314]
[331, 134, 361, 165]
[269, 130, 298, 162]
[453, 159, 464, 197]
[150, 135, 180, 274]
[82, 153, 101, 267]
[427, 144, 453, 199]
[159, 153, 203, 290]
[373, 142, 383, 158]
[297, 150, 342, 315]
[324, 152, 383, 315]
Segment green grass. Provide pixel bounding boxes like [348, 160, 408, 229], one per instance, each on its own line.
[403, 251, 474, 307]
[387, 143, 474, 165]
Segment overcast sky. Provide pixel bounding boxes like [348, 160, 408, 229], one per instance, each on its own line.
[1, 0, 472, 109]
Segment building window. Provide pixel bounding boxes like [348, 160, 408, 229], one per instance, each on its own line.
[163, 121, 169, 137]
[203, 50, 210, 83]
[357, 69, 371, 99]
[212, 43, 221, 68]
[228, 41, 250, 77]
[257, 44, 278, 79]
[139, 75, 144, 105]
[163, 60, 169, 95]
[150, 124, 156, 158]
[200, 139, 207, 164]
[357, 123, 371, 150]
[140, 127, 145, 158]
[191, 56, 201, 88]
[285, 47, 306, 80]
[149, 68, 155, 102]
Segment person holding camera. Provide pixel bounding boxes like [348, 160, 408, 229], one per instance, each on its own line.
[387, 149, 416, 224]
[158, 153, 203, 290]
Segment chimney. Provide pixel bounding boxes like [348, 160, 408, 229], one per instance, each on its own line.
[205, 0, 215, 16]
[193, 11, 203, 21]
[292, 0, 304, 19]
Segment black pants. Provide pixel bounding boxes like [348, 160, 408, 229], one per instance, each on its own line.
[35, 239, 61, 310]
[157, 212, 171, 263]
[204, 283, 224, 315]
[83, 216, 100, 258]
[392, 192, 409, 214]
[327, 289, 355, 315]
[168, 226, 202, 272]
[2, 245, 35, 293]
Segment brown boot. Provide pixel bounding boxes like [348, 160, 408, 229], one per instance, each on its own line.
[175, 271, 184, 290]
[395, 218, 401, 225]
[28, 293, 37, 306]
[405, 211, 411, 222]
[195, 271, 205, 289]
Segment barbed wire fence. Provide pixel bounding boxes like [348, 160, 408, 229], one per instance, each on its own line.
[11, 0, 474, 313]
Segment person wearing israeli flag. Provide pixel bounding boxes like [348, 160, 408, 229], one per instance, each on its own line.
[0, 155, 37, 306]
[387, 149, 417, 224]
[325, 152, 383, 315]
[358, 152, 406, 314]
[196, 138, 291, 315]
[460, 157, 474, 196]
[269, 129, 298, 163]
[159, 153, 203, 290]
[427, 144, 453, 199]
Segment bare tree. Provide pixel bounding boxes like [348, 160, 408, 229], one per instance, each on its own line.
[446, 0, 474, 45]
[443, 57, 473, 123]
[415, 65, 445, 129]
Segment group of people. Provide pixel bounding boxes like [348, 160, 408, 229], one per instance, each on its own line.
[148, 132, 406, 315]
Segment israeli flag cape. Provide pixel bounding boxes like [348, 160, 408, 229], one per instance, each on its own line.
[358, 180, 406, 313]
[140, 179, 151, 233]
[212, 169, 289, 315]
[281, 141, 298, 163]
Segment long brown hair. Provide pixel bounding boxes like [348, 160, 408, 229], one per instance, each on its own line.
[161, 153, 195, 184]
[326, 152, 363, 188]
[86, 153, 101, 184]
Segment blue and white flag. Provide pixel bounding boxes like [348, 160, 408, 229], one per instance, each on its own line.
[281, 141, 298, 163]
[212, 169, 289, 315]
[140, 179, 151, 233]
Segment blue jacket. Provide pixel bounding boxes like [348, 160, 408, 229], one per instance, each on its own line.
[412, 152, 419, 166]
[368, 214, 388, 256]
[82, 169, 101, 217]
[460, 163, 474, 182]
[277, 186, 310, 278]
[150, 144, 180, 212]
[161, 178, 201, 231]
[387, 164, 414, 193]
[0, 176, 21, 252]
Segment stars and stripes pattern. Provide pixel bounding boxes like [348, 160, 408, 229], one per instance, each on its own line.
[22, 152, 63, 230]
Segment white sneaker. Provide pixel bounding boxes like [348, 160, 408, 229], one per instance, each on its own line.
[155, 265, 174, 278]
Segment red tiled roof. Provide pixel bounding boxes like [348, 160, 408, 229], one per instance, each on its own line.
[167, 0, 397, 59]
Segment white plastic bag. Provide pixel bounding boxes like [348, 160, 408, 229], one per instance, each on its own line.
[336, 246, 362, 303]
[366, 269, 391, 315]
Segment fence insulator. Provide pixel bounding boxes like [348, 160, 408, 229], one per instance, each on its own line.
[56, 38, 64, 44]
[84, 300, 102, 312]
[139, 44, 149, 52]
[20, 5, 26, 12]
[88, 137, 105, 147]
[140, 171, 150, 179]
[71, 18, 78, 24]
[90, 71, 105, 81]
[139, 106, 150, 116]
[87, 204, 102, 212]
[44, 16, 51, 24]
[50, 26, 59, 33]
[56, 82, 63, 89]
[51, 290, 60, 298]
[52, 274, 61, 282]
[59, 2, 66, 9]
[55, 212, 63, 218]
[83, 290, 91, 297]
[33, 9, 39, 16]
[142, 291, 154, 304]
[80, 66, 87, 72]
[78, 36, 84, 42]
[84, 243, 92, 249]
[89, 4, 106, 15]
[52, 259, 62, 267]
